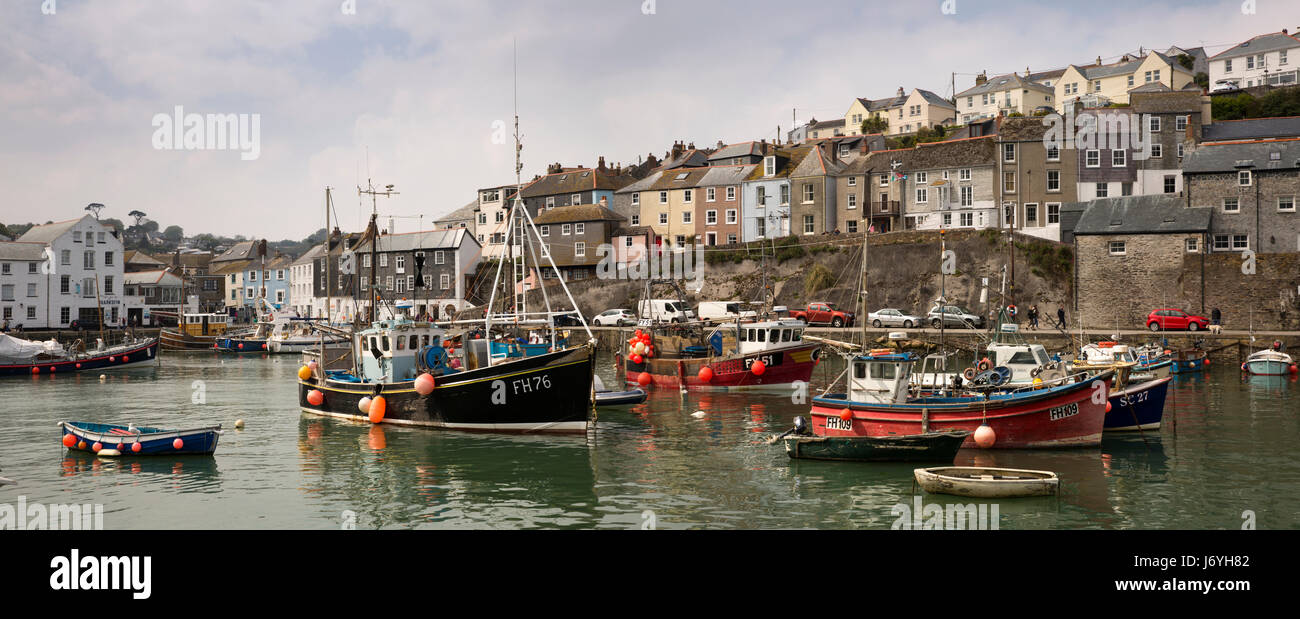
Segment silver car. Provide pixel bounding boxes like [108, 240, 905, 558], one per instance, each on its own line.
[593, 309, 636, 326]
[868, 308, 921, 328]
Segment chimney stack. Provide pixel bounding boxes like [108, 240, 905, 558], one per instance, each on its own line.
[597, 156, 606, 171]
[975, 71, 988, 86]
[897, 86, 905, 97]
[1096, 55, 1103, 66]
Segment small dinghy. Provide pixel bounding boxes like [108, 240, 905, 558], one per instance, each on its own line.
[773, 416, 970, 462]
[59, 421, 222, 455]
[914, 466, 1059, 498]
[595, 389, 647, 408]
[1242, 343, 1296, 376]
[0, 476, 14, 487]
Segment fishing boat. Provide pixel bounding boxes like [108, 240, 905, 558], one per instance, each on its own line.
[914, 466, 1059, 498]
[159, 311, 241, 350]
[776, 416, 970, 462]
[623, 290, 821, 391]
[58, 421, 222, 455]
[811, 351, 1111, 449]
[297, 103, 597, 434]
[0, 333, 159, 377]
[1168, 345, 1208, 374]
[1242, 343, 1296, 376]
[1105, 376, 1171, 431]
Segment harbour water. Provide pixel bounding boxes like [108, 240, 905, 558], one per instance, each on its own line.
[1, 350, 1297, 529]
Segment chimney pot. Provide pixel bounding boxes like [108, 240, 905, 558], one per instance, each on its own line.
[1096, 55, 1102, 66]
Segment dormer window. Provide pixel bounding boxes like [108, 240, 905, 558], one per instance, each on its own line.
[764, 156, 776, 176]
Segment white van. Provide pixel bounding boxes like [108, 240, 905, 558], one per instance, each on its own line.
[638, 299, 696, 323]
[697, 301, 758, 325]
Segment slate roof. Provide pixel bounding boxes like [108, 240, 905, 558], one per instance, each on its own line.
[434, 199, 480, 225]
[1072, 52, 1192, 81]
[1073, 195, 1211, 235]
[615, 170, 663, 194]
[956, 73, 1054, 98]
[998, 116, 1054, 141]
[1026, 67, 1067, 83]
[0, 241, 48, 260]
[17, 215, 105, 245]
[892, 136, 997, 170]
[124, 270, 183, 286]
[1182, 139, 1300, 173]
[707, 142, 764, 161]
[1202, 117, 1300, 143]
[697, 164, 757, 187]
[1209, 32, 1300, 61]
[211, 240, 257, 263]
[791, 144, 847, 178]
[1130, 90, 1204, 114]
[916, 89, 957, 109]
[291, 243, 326, 266]
[124, 250, 166, 267]
[533, 204, 626, 225]
[649, 167, 712, 190]
[520, 168, 634, 198]
[654, 150, 710, 171]
[352, 228, 478, 254]
[742, 146, 816, 181]
[810, 118, 846, 131]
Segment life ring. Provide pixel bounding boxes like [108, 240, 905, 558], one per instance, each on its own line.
[963, 367, 977, 381]
[977, 358, 992, 372]
[1007, 305, 1017, 316]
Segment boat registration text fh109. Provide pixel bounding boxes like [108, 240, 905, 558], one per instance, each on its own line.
[824, 415, 853, 431]
[1049, 403, 1080, 421]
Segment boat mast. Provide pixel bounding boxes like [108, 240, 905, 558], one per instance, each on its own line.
[858, 210, 869, 348]
[325, 187, 332, 323]
[358, 179, 398, 322]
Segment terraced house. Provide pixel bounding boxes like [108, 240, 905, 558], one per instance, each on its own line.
[895, 136, 999, 231]
[528, 201, 626, 282]
[741, 145, 815, 241]
[693, 165, 753, 246]
[519, 158, 634, 220]
[1074, 91, 1207, 201]
[639, 166, 712, 248]
[1208, 30, 1300, 89]
[997, 116, 1080, 241]
[472, 184, 520, 259]
[348, 228, 481, 320]
[836, 146, 903, 234]
[955, 71, 1055, 124]
[1055, 52, 1194, 110]
[789, 143, 847, 236]
[1182, 139, 1300, 254]
[843, 87, 956, 136]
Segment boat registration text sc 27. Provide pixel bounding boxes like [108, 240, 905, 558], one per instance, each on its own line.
[492, 374, 552, 404]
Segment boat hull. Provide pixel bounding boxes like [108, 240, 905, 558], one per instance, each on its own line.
[267, 339, 348, 354]
[783, 431, 970, 462]
[299, 345, 596, 434]
[625, 343, 820, 391]
[595, 389, 647, 407]
[60, 421, 221, 455]
[1244, 359, 1292, 376]
[1, 339, 159, 377]
[811, 373, 1111, 449]
[1168, 350, 1207, 374]
[216, 337, 270, 353]
[1105, 377, 1170, 431]
[914, 467, 1059, 498]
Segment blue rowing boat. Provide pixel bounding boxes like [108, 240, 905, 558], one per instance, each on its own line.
[59, 421, 222, 455]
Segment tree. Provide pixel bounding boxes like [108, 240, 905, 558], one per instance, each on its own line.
[192, 234, 220, 251]
[163, 225, 184, 242]
[127, 210, 148, 228]
[861, 116, 889, 134]
[100, 218, 125, 233]
[85, 203, 105, 219]
[1176, 53, 1195, 72]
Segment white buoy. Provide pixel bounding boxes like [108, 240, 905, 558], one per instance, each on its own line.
[96, 449, 122, 457]
[234, 419, 245, 430]
[691, 410, 707, 418]
[99, 374, 107, 381]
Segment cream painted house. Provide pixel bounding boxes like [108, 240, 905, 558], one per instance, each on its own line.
[1055, 52, 1195, 110]
[1208, 30, 1300, 89]
[843, 88, 956, 136]
[636, 167, 712, 248]
[955, 72, 1055, 124]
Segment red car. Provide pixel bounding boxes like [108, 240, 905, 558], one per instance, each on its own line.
[1146, 309, 1209, 332]
[790, 302, 855, 327]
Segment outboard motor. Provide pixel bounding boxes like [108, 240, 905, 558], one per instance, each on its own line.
[793, 415, 811, 436]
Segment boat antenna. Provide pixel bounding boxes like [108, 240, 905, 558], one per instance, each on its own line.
[358, 179, 398, 323]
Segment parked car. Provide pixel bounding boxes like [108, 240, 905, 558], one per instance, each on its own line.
[1146, 309, 1208, 332]
[869, 308, 922, 329]
[551, 313, 584, 327]
[638, 299, 695, 323]
[926, 305, 985, 329]
[789, 302, 855, 327]
[592, 309, 636, 326]
[697, 301, 758, 325]
[1210, 80, 1239, 93]
[69, 317, 117, 330]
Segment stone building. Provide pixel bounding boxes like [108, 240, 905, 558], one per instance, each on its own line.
[1183, 139, 1300, 253]
[997, 116, 1080, 241]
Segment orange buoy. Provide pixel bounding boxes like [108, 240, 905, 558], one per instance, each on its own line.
[62, 433, 76, 448]
[974, 424, 996, 448]
[414, 373, 436, 395]
[838, 408, 852, 422]
[116, 443, 124, 451]
[131, 442, 142, 453]
[77, 441, 86, 450]
[1105, 402, 1113, 413]
[307, 389, 325, 406]
[369, 396, 387, 423]
[92, 442, 103, 453]
[698, 366, 714, 382]
[31, 367, 39, 374]
[298, 365, 313, 380]
[637, 372, 652, 387]
[173, 438, 184, 450]
[751, 360, 766, 376]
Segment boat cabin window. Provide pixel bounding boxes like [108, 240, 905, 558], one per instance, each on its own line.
[382, 336, 390, 351]
[409, 335, 419, 349]
[854, 362, 867, 379]
[755, 329, 765, 342]
[396, 337, 405, 351]
[792, 329, 802, 341]
[369, 336, 378, 351]
[871, 363, 897, 380]
[769, 329, 778, 342]
[1007, 351, 1037, 365]
[781, 329, 791, 342]
[740, 329, 749, 342]
[423, 335, 431, 347]
[1034, 348, 1049, 366]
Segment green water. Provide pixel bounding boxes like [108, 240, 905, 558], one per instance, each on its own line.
[0, 351, 1297, 529]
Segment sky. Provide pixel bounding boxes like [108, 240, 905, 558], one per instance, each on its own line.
[1, 0, 1294, 241]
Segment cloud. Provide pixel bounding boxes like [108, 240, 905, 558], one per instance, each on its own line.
[0, 0, 1293, 240]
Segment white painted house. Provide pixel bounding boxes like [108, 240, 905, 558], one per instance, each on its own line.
[11, 215, 127, 328]
[1208, 30, 1300, 89]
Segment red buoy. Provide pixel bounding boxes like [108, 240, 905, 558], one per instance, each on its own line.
[838, 408, 852, 422]
[173, 438, 184, 450]
[637, 372, 652, 387]
[131, 442, 142, 453]
[698, 366, 714, 382]
[62, 433, 76, 448]
[751, 360, 766, 376]
[92, 442, 103, 453]
[307, 390, 325, 406]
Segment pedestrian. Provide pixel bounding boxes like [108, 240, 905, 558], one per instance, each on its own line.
[1, 318, 8, 332]
[1028, 305, 1039, 330]
[1210, 307, 1222, 334]
[1057, 306, 1066, 329]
